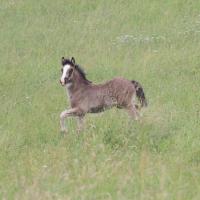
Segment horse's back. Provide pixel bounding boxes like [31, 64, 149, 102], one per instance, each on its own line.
[107, 77, 135, 91]
[103, 77, 136, 107]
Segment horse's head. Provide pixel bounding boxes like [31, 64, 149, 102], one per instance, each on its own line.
[60, 57, 76, 86]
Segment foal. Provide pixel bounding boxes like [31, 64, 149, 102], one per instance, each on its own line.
[59, 57, 147, 134]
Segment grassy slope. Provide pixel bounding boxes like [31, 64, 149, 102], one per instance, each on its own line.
[0, 0, 200, 199]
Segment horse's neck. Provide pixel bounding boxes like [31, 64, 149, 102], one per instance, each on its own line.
[65, 84, 72, 100]
[66, 74, 89, 96]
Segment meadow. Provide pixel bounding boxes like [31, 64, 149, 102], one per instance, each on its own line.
[0, 0, 200, 199]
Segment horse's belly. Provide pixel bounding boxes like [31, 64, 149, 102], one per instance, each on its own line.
[88, 106, 105, 113]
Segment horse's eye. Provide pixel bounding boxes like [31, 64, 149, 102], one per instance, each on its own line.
[61, 68, 63, 73]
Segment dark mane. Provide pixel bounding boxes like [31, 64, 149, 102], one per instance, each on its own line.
[62, 58, 92, 84]
[74, 64, 92, 84]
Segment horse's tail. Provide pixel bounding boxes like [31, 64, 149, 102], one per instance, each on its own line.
[131, 80, 147, 107]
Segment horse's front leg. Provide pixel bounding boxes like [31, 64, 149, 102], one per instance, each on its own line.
[60, 107, 81, 134]
[76, 115, 85, 134]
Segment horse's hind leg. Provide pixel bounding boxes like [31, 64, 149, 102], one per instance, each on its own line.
[126, 94, 141, 120]
[126, 105, 139, 120]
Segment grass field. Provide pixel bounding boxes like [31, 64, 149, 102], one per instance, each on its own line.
[1, 0, 200, 199]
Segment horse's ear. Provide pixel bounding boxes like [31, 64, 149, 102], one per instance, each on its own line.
[61, 57, 65, 65]
[71, 57, 75, 65]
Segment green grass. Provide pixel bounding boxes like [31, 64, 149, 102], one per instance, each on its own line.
[0, 0, 200, 199]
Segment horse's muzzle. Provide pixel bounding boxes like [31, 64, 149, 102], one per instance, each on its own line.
[60, 79, 65, 86]
[60, 78, 71, 86]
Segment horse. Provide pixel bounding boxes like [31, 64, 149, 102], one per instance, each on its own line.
[59, 57, 147, 134]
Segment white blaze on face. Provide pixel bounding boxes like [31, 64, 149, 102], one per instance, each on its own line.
[60, 64, 71, 85]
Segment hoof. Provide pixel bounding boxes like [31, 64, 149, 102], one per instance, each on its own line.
[60, 129, 68, 135]
[76, 128, 82, 134]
